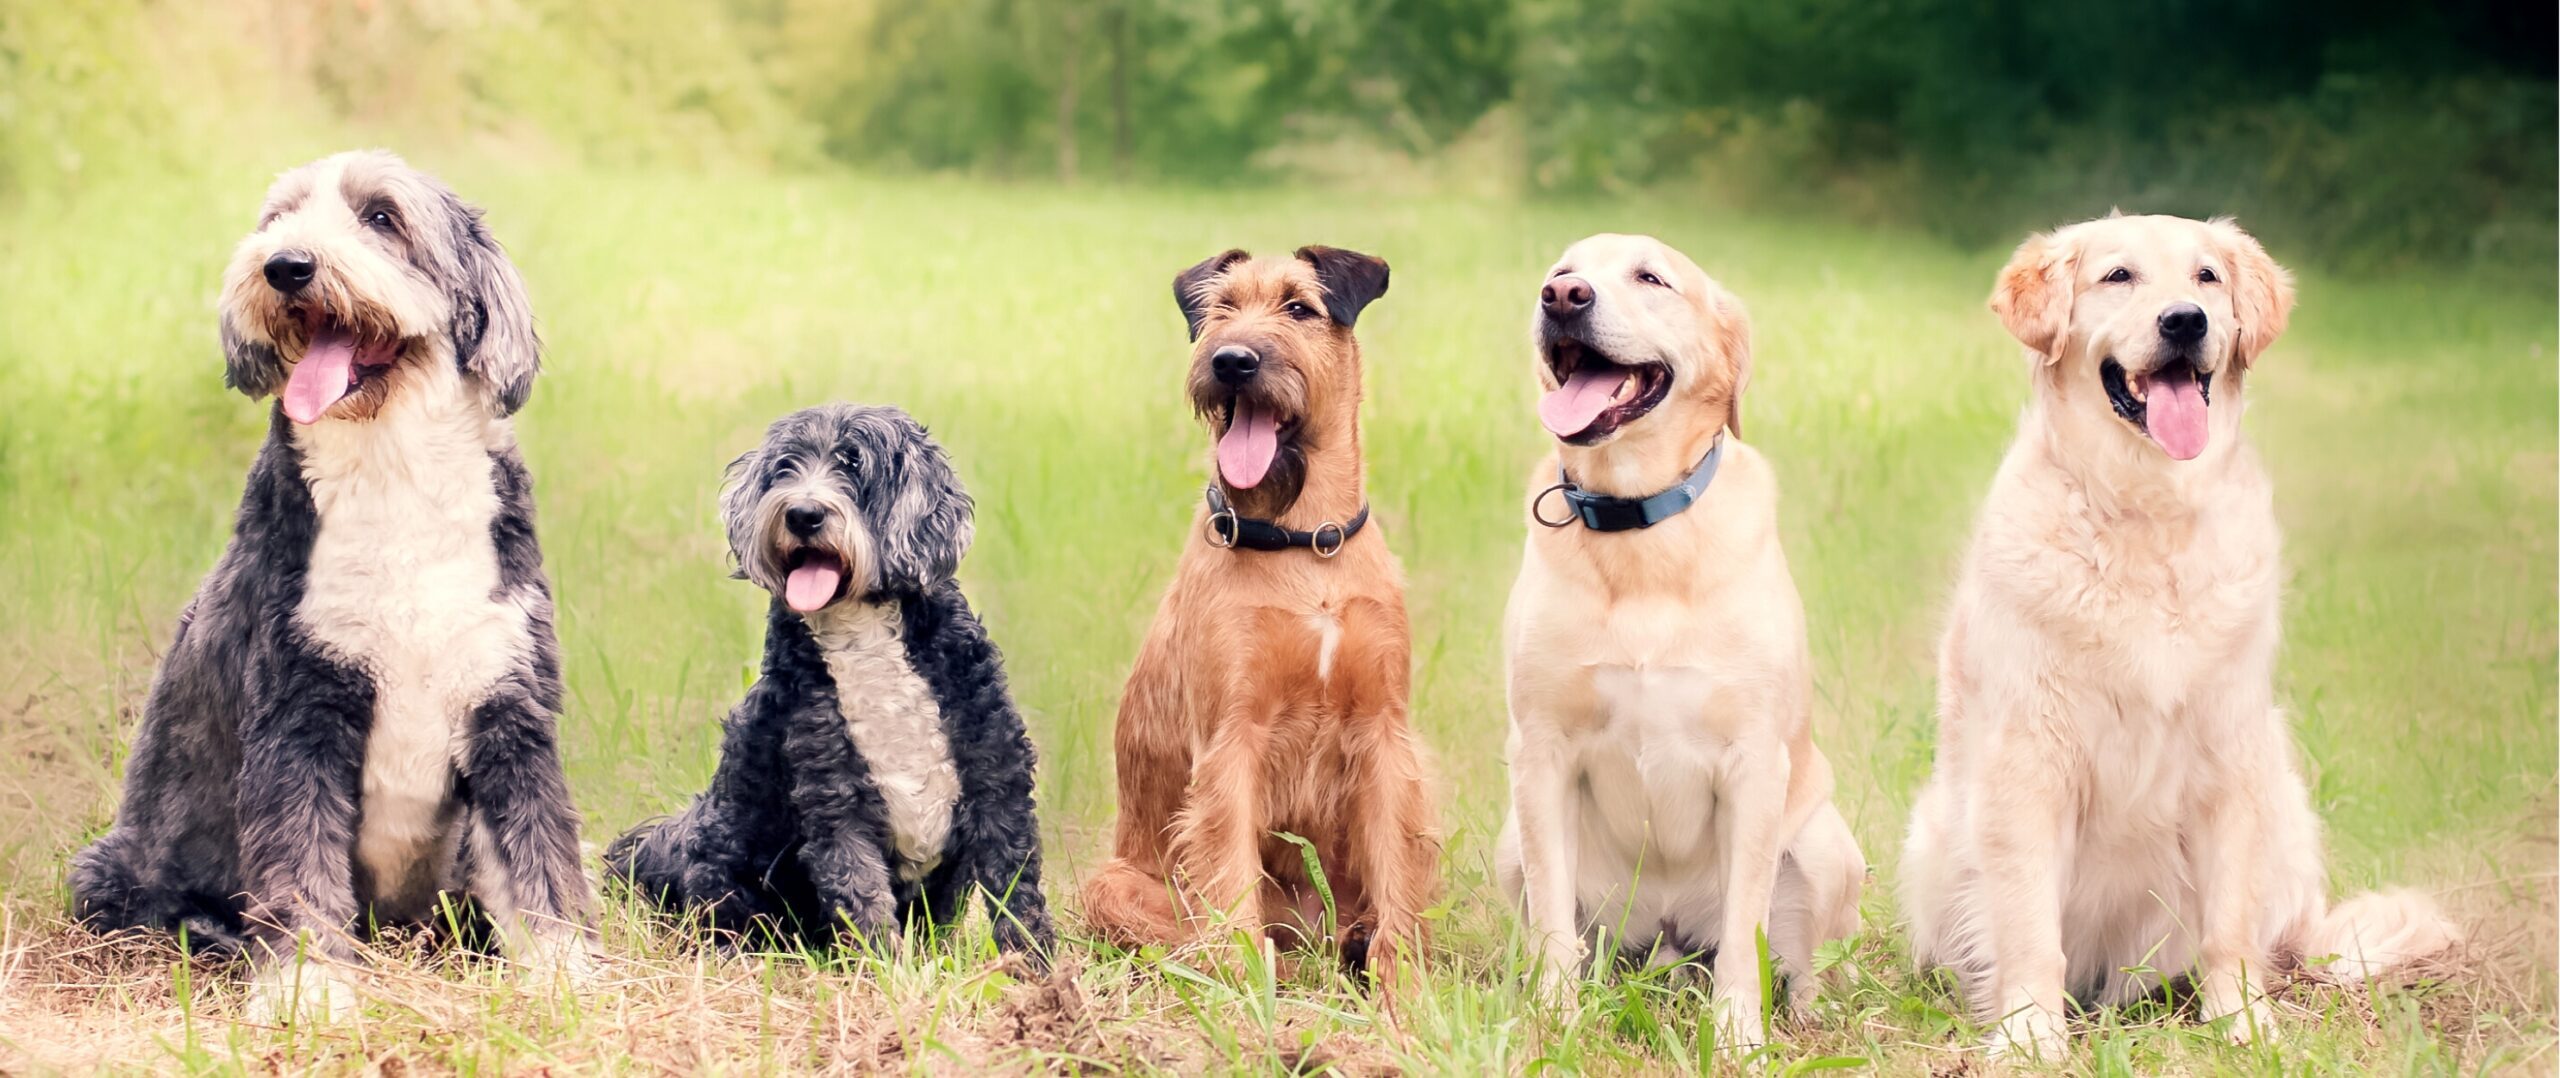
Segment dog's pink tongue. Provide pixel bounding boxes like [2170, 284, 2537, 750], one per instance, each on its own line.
[2146, 371, 2210, 461]
[785, 558, 843, 613]
[282, 325, 359, 425]
[1216, 401, 1279, 489]
[1539, 369, 1626, 438]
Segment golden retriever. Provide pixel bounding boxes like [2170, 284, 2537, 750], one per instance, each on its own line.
[1495, 234, 1865, 1047]
[1900, 214, 2459, 1058]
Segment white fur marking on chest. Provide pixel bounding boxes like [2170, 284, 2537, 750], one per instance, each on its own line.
[808, 600, 961, 882]
[293, 359, 528, 896]
[1312, 613, 1343, 682]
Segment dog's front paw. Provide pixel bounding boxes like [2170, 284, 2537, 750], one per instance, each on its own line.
[518, 932, 605, 989]
[1711, 991, 1767, 1052]
[245, 959, 362, 1026]
[1989, 1003, 2069, 1062]
[2198, 977, 2279, 1045]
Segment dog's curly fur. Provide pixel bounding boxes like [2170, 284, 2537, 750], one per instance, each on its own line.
[606, 405, 1053, 966]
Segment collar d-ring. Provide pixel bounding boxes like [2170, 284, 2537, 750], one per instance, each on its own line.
[1311, 521, 1348, 557]
[1531, 482, 1576, 528]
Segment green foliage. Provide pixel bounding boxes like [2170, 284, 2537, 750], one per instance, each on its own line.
[1510, 0, 2557, 269]
[4, 0, 2544, 269]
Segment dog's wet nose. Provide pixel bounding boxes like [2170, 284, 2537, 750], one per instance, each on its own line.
[2158, 302, 2207, 345]
[1541, 276, 1594, 318]
[263, 250, 317, 295]
[784, 504, 827, 539]
[1211, 345, 1261, 387]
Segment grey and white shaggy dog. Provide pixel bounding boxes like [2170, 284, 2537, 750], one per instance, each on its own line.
[67, 151, 594, 1020]
[605, 404, 1054, 967]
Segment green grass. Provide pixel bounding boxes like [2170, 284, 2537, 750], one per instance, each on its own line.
[1, 160, 2551, 1074]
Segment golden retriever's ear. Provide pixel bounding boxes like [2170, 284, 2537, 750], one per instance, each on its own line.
[1714, 290, 1753, 438]
[1990, 230, 2077, 362]
[2211, 219, 2295, 367]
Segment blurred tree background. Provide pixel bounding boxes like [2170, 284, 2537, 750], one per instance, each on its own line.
[2, 0, 2550, 272]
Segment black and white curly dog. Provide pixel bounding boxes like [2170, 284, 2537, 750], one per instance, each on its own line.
[68, 151, 594, 1021]
[606, 405, 1054, 967]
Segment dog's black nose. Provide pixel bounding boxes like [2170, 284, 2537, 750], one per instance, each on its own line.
[784, 504, 827, 538]
[1541, 275, 1594, 318]
[2158, 302, 2207, 345]
[263, 250, 317, 294]
[1211, 345, 1260, 387]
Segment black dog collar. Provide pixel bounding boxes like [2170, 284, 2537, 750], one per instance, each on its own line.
[1204, 485, 1369, 557]
[1535, 437, 1725, 532]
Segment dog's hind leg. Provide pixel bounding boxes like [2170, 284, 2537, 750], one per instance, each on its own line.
[72, 601, 251, 948]
[1081, 632, 1192, 946]
[462, 692, 599, 978]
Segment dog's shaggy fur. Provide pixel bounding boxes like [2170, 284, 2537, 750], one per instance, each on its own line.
[1079, 247, 1440, 985]
[605, 405, 1053, 966]
[1493, 234, 1864, 1046]
[68, 150, 593, 1020]
[1900, 214, 2459, 1058]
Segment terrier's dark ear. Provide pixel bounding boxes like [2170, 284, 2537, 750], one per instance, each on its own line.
[445, 194, 542, 415]
[1295, 245, 1390, 329]
[1173, 249, 1250, 341]
[220, 313, 286, 400]
[873, 417, 975, 592]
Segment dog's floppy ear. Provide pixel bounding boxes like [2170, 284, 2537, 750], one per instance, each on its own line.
[445, 195, 542, 415]
[1990, 229, 2078, 362]
[1713, 290, 1753, 438]
[716, 445, 763, 581]
[220, 313, 286, 400]
[873, 416, 976, 592]
[2210, 218, 2295, 368]
[1295, 245, 1390, 329]
[1174, 249, 1250, 341]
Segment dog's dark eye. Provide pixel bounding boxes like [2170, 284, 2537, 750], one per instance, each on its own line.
[363, 207, 397, 232]
[2103, 267, 2133, 284]
[833, 447, 861, 473]
[2197, 267, 2220, 284]
[1284, 300, 1319, 320]
[1636, 271, 1665, 288]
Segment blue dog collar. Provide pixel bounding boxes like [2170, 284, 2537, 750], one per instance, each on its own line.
[1535, 437, 1725, 532]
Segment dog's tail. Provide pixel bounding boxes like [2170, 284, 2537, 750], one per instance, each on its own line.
[2293, 887, 2461, 983]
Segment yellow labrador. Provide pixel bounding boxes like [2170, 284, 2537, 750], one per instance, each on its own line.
[1495, 234, 1864, 1047]
[1900, 214, 2458, 1059]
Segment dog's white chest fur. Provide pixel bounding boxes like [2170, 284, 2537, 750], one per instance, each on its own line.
[293, 364, 525, 900]
[808, 601, 960, 882]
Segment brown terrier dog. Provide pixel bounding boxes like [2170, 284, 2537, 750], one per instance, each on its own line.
[1081, 246, 1440, 985]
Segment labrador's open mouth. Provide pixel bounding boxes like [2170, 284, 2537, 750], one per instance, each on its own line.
[1539, 340, 1672, 445]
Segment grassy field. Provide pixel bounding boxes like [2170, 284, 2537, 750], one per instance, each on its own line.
[0, 156, 2552, 1074]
